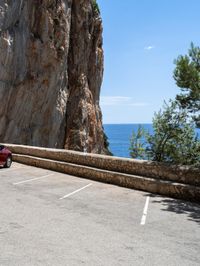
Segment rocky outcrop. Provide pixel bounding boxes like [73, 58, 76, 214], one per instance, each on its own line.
[0, 0, 107, 154]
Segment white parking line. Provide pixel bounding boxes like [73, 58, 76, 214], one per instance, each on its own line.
[60, 183, 92, 200]
[140, 196, 150, 225]
[13, 174, 54, 185]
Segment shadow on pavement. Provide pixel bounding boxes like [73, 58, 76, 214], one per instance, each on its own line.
[146, 193, 200, 225]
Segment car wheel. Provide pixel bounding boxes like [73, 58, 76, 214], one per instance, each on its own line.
[4, 156, 12, 168]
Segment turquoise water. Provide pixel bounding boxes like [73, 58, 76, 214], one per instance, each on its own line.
[104, 124, 200, 158]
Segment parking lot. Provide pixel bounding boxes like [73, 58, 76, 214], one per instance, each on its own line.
[0, 162, 200, 266]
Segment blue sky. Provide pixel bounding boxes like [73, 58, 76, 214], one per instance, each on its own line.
[98, 0, 200, 124]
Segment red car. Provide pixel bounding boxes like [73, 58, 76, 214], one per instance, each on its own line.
[0, 145, 12, 168]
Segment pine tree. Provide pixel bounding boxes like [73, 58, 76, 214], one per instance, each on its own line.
[174, 43, 200, 127]
[129, 100, 200, 166]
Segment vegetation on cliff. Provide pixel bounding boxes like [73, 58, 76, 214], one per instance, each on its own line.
[103, 131, 113, 156]
[92, 0, 100, 14]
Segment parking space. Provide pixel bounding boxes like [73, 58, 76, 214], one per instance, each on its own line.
[0, 162, 200, 266]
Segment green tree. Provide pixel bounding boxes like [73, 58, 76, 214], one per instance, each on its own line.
[174, 43, 200, 126]
[130, 100, 200, 166]
[129, 125, 147, 160]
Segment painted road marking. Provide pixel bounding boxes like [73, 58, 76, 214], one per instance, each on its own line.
[13, 174, 54, 185]
[141, 196, 150, 225]
[60, 183, 92, 200]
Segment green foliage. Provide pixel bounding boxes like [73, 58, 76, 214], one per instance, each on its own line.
[129, 100, 200, 166]
[147, 101, 200, 164]
[129, 125, 147, 160]
[130, 43, 200, 165]
[174, 43, 200, 126]
[103, 131, 113, 156]
[92, 0, 100, 14]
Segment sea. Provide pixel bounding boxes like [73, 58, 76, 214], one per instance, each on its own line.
[103, 124, 200, 158]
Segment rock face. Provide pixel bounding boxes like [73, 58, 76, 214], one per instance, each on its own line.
[0, 0, 107, 154]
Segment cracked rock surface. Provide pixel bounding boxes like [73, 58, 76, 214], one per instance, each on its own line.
[0, 0, 107, 154]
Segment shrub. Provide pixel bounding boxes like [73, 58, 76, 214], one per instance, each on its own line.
[92, 0, 100, 14]
[129, 100, 200, 166]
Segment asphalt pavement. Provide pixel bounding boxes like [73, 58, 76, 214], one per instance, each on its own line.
[0, 162, 200, 266]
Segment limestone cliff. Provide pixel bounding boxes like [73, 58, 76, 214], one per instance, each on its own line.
[0, 0, 107, 154]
